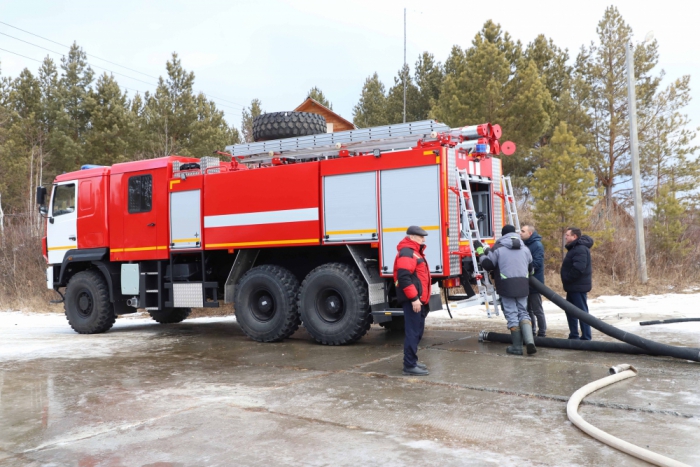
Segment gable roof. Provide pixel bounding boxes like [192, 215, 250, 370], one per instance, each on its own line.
[294, 97, 356, 131]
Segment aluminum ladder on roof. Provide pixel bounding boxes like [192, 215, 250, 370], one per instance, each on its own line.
[501, 175, 520, 231]
[224, 120, 451, 163]
[450, 168, 500, 317]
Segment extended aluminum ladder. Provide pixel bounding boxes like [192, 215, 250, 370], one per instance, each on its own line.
[501, 175, 520, 231]
[453, 168, 500, 317]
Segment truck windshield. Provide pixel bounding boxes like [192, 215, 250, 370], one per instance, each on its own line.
[52, 184, 76, 216]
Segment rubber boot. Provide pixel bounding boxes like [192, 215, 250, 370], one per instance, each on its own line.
[520, 320, 537, 355]
[506, 327, 523, 355]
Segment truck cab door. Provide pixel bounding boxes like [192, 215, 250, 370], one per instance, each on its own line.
[123, 172, 159, 255]
[47, 181, 78, 264]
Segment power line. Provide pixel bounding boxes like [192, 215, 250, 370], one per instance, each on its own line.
[0, 20, 247, 110]
[0, 40, 244, 114]
[0, 20, 160, 80]
[0, 45, 243, 118]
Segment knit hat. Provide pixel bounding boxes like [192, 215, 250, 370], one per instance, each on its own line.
[502, 225, 516, 235]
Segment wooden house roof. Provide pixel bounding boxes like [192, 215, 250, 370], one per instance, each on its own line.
[294, 97, 355, 132]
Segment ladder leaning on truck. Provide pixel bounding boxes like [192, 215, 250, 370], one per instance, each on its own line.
[36, 117, 517, 345]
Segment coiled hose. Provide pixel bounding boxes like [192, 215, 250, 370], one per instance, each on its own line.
[568, 364, 690, 467]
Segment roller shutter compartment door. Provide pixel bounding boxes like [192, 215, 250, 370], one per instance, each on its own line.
[323, 172, 378, 243]
[170, 190, 202, 249]
[380, 165, 443, 274]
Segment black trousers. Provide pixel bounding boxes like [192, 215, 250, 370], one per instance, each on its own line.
[403, 301, 426, 368]
[527, 292, 547, 336]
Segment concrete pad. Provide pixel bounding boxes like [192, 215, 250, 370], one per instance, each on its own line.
[1, 312, 698, 466]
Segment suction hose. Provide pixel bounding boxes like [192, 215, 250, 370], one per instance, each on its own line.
[640, 318, 700, 326]
[479, 331, 657, 356]
[529, 277, 700, 363]
[568, 364, 690, 467]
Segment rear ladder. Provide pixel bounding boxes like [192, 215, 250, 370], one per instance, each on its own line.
[450, 168, 500, 317]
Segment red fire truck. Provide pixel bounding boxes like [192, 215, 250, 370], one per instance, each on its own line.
[37, 115, 517, 345]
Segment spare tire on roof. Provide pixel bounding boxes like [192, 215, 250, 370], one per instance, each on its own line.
[252, 111, 327, 142]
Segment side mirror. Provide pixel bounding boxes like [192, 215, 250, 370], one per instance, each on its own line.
[36, 186, 47, 206]
[39, 205, 48, 215]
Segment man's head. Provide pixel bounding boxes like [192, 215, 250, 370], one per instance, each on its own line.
[520, 224, 534, 241]
[502, 225, 516, 236]
[406, 225, 428, 245]
[564, 227, 582, 244]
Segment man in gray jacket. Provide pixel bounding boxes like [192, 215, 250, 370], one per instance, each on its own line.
[475, 225, 536, 355]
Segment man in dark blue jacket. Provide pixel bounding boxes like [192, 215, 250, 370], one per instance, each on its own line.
[521, 224, 546, 337]
[561, 227, 594, 340]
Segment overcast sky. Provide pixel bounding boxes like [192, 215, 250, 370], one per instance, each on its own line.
[2, 0, 699, 138]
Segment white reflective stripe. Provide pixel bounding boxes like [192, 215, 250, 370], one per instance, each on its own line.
[204, 207, 319, 228]
[475, 162, 481, 176]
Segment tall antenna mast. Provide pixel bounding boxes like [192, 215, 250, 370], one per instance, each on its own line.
[403, 7, 407, 123]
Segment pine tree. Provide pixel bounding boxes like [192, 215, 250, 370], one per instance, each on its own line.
[531, 122, 597, 259]
[640, 76, 699, 203]
[84, 73, 136, 166]
[577, 6, 661, 207]
[414, 52, 443, 120]
[306, 86, 332, 109]
[143, 53, 197, 156]
[352, 73, 388, 128]
[188, 93, 240, 155]
[241, 98, 263, 143]
[649, 185, 689, 259]
[385, 64, 422, 124]
[432, 22, 552, 179]
[58, 43, 94, 168]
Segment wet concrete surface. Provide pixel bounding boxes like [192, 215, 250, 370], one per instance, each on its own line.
[1, 315, 699, 466]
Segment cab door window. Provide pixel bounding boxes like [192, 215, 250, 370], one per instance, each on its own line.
[128, 175, 152, 213]
[52, 183, 76, 216]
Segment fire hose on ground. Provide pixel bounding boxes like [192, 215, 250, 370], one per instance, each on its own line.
[640, 318, 700, 326]
[567, 364, 690, 467]
[480, 277, 700, 362]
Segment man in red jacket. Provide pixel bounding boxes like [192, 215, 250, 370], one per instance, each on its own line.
[393, 225, 432, 376]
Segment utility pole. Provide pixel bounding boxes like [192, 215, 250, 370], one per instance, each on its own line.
[626, 40, 648, 284]
[403, 7, 406, 123]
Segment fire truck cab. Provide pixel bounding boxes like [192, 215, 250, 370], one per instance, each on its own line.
[39, 119, 516, 345]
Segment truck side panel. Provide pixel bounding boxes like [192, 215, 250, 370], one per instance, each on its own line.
[202, 162, 321, 249]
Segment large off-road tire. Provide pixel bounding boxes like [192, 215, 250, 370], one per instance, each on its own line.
[298, 263, 371, 345]
[64, 270, 116, 334]
[234, 265, 301, 342]
[149, 308, 191, 324]
[252, 111, 327, 142]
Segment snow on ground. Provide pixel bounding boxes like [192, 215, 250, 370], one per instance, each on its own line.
[431, 292, 700, 333]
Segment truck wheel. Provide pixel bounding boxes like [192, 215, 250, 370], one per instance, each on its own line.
[252, 111, 326, 142]
[149, 308, 191, 324]
[234, 265, 301, 342]
[298, 263, 371, 345]
[64, 270, 116, 334]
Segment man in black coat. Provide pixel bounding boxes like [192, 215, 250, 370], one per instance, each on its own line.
[560, 227, 594, 340]
[521, 224, 546, 337]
